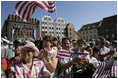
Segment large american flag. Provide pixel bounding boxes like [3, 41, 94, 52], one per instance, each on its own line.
[14, 1, 56, 22]
[56, 49, 88, 59]
[92, 60, 117, 78]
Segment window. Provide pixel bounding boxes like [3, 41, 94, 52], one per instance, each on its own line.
[112, 28, 114, 32]
[83, 32, 84, 34]
[49, 27, 51, 29]
[30, 32, 32, 35]
[42, 22, 45, 24]
[94, 30, 96, 33]
[70, 32, 71, 35]
[86, 31, 88, 34]
[27, 32, 28, 35]
[45, 27, 47, 29]
[106, 34, 109, 38]
[90, 35, 92, 38]
[94, 35, 96, 38]
[44, 18, 47, 20]
[112, 34, 115, 38]
[45, 22, 47, 25]
[42, 27, 44, 29]
[70, 29, 71, 31]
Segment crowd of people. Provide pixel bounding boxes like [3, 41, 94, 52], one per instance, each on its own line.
[1, 35, 117, 78]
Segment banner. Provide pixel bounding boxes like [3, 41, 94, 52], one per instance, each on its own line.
[10, 29, 14, 40]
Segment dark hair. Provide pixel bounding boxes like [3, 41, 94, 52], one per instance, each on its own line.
[85, 46, 91, 50]
[62, 38, 70, 44]
[43, 35, 53, 42]
[93, 47, 99, 53]
[77, 39, 85, 44]
[53, 37, 58, 41]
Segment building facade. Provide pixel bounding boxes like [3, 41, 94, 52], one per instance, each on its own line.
[66, 23, 75, 40]
[78, 15, 117, 41]
[54, 17, 66, 38]
[2, 14, 71, 41]
[78, 22, 100, 41]
[39, 15, 54, 37]
[98, 15, 117, 41]
[2, 14, 39, 41]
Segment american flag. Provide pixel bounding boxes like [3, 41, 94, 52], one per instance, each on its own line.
[14, 1, 56, 22]
[92, 60, 117, 78]
[111, 60, 117, 78]
[56, 49, 88, 59]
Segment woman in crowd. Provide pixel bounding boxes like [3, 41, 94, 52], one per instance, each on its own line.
[39, 35, 58, 77]
[8, 42, 51, 78]
[52, 37, 58, 52]
[85, 46, 98, 68]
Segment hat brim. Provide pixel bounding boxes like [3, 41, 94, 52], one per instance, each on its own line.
[21, 46, 35, 53]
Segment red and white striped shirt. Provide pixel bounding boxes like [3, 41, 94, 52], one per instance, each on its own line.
[8, 60, 51, 78]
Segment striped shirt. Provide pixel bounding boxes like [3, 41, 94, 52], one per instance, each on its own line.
[8, 60, 51, 78]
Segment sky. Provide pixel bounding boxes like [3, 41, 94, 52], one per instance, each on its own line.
[1, 1, 117, 32]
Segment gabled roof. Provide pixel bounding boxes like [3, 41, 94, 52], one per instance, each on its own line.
[79, 22, 100, 31]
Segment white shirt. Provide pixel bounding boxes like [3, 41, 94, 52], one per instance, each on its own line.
[100, 46, 110, 55]
[90, 57, 99, 67]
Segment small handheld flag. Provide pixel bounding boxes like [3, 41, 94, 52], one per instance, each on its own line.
[56, 49, 88, 59]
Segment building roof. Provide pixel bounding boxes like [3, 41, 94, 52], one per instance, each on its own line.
[66, 23, 74, 29]
[100, 15, 117, 26]
[79, 21, 100, 31]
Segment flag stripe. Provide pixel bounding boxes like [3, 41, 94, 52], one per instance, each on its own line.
[18, 2, 28, 17]
[92, 60, 117, 78]
[22, 2, 33, 20]
[57, 52, 71, 57]
[14, 1, 22, 13]
[25, 4, 37, 21]
[98, 62, 105, 77]
[42, 1, 55, 9]
[32, 1, 56, 13]
[48, 1, 55, 5]
[14, 1, 56, 22]
[56, 55, 69, 59]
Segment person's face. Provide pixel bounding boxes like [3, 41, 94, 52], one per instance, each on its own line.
[43, 40, 52, 48]
[113, 43, 117, 48]
[105, 42, 110, 47]
[87, 47, 93, 56]
[22, 48, 34, 63]
[94, 52, 99, 59]
[62, 39, 70, 50]
[100, 39, 106, 46]
[77, 42, 85, 48]
[15, 46, 22, 56]
[53, 40, 58, 46]
[9, 44, 14, 49]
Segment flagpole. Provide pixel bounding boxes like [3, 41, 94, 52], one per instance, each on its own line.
[55, 1, 58, 18]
